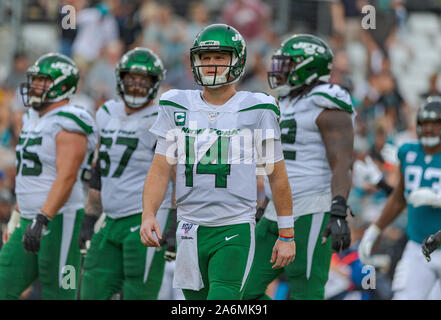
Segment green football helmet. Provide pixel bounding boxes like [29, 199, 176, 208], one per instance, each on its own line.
[190, 24, 246, 87]
[116, 47, 165, 108]
[268, 34, 333, 96]
[20, 53, 79, 110]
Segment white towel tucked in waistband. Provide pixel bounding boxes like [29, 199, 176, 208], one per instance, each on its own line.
[172, 220, 204, 291]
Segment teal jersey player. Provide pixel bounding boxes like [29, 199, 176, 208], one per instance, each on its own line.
[399, 142, 441, 244]
[359, 97, 441, 299]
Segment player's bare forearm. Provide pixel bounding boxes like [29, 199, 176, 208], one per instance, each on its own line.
[267, 160, 293, 236]
[317, 109, 354, 198]
[375, 169, 406, 230]
[41, 131, 87, 218]
[85, 189, 103, 217]
[142, 154, 173, 221]
[267, 160, 292, 216]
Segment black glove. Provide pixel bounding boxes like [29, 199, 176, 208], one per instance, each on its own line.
[321, 196, 351, 253]
[256, 207, 265, 223]
[160, 209, 177, 261]
[79, 214, 98, 251]
[422, 230, 441, 262]
[22, 213, 51, 254]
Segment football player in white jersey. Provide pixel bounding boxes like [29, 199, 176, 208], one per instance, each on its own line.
[79, 48, 174, 300]
[140, 24, 295, 300]
[0, 53, 98, 299]
[243, 34, 354, 300]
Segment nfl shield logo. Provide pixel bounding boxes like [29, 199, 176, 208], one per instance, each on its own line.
[208, 111, 218, 121]
[182, 223, 194, 234]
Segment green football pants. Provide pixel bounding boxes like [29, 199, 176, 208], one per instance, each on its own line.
[182, 222, 255, 300]
[243, 212, 332, 300]
[0, 210, 84, 300]
[80, 209, 170, 300]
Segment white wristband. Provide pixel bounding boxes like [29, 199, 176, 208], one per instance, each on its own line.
[277, 215, 294, 229]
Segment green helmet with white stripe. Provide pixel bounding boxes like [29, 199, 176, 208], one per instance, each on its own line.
[20, 53, 79, 110]
[190, 23, 247, 87]
[116, 47, 165, 108]
[268, 34, 333, 97]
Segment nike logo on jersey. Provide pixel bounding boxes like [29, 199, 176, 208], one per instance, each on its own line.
[225, 234, 239, 241]
[130, 225, 141, 232]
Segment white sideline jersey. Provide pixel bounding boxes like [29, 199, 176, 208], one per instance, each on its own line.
[151, 89, 282, 227]
[16, 104, 98, 219]
[264, 83, 354, 220]
[97, 100, 172, 219]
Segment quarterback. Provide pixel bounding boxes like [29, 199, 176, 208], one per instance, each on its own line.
[0, 53, 97, 299]
[359, 97, 441, 299]
[79, 48, 174, 299]
[140, 24, 295, 300]
[243, 34, 354, 300]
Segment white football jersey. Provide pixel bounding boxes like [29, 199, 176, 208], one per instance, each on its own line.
[97, 99, 172, 219]
[151, 89, 281, 227]
[264, 83, 354, 220]
[16, 104, 98, 219]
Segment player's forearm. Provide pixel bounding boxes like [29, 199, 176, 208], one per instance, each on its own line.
[261, 196, 269, 209]
[142, 155, 172, 220]
[268, 161, 294, 237]
[40, 174, 78, 218]
[85, 189, 103, 217]
[375, 190, 406, 230]
[268, 161, 292, 216]
[331, 163, 352, 199]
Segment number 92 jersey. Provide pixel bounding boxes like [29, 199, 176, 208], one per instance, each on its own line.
[15, 105, 98, 219]
[264, 83, 354, 219]
[399, 142, 441, 244]
[96, 100, 172, 219]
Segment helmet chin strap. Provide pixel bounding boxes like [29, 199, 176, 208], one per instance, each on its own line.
[196, 54, 239, 87]
[276, 83, 303, 98]
[124, 94, 149, 108]
[421, 136, 441, 147]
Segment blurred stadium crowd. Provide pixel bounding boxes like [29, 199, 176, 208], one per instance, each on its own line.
[0, 0, 440, 300]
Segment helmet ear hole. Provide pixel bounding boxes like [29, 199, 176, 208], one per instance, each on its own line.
[271, 34, 333, 92]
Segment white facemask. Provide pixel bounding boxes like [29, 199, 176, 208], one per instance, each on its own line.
[194, 53, 240, 87]
[420, 136, 441, 147]
[124, 94, 149, 108]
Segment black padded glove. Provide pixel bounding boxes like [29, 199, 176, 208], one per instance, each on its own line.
[321, 196, 351, 253]
[422, 230, 441, 262]
[22, 213, 51, 254]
